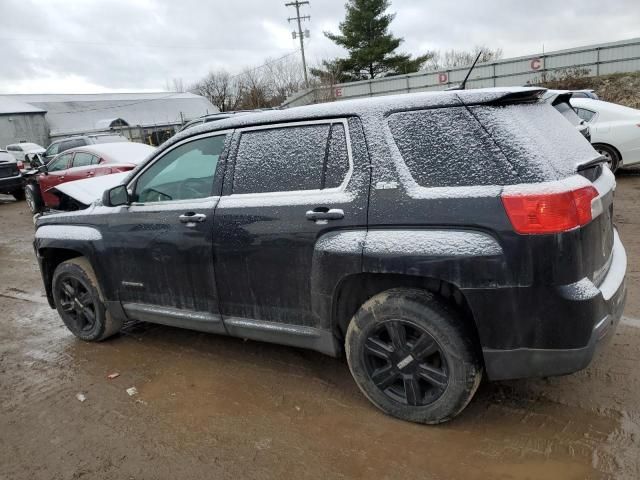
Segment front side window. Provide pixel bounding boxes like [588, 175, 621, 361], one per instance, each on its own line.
[232, 122, 350, 194]
[134, 135, 226, 203]
[47, 153, 73, 172]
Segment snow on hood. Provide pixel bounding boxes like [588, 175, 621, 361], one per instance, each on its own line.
[54, 172, 129, 206]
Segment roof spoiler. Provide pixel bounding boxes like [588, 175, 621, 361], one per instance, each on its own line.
[485, 88, 547, 106]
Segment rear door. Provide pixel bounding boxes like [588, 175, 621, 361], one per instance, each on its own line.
[65, 151, 100, 181]
[212, 118, 368, 329]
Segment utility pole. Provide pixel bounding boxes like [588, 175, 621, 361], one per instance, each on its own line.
[286, 1, 310, 88]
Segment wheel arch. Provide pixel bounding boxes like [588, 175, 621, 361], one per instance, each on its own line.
[592, 142, 623, 163]
[331, 272, 481, 356]
[38, 247, 85, 307]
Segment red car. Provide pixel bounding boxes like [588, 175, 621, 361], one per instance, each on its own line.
[25, 142, 155, 213]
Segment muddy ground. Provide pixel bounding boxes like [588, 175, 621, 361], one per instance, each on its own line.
[1, 174, 639, 480]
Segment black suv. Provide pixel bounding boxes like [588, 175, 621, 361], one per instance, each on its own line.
[33, 88, 626, 424]
[0, 150, 25, 200]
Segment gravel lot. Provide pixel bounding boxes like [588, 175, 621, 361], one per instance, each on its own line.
[1, 173, 639, 479]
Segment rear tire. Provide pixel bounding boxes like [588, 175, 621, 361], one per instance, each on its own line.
[52, 257, 123, 341]
[594, 144, 621, 173]
[25, 183, 43, 214]
[345, 288, 482, 424]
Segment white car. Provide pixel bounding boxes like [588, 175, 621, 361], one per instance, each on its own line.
[5, 142, 46, 165]
[570, 98, 640, 172]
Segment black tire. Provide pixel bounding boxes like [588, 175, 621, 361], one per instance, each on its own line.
[345, 288, 482, 424]
[12, 189, 26, 201]
[25, 183, 43, 214]
[593, 144, 621, 173]
[52, 257, 123, 341]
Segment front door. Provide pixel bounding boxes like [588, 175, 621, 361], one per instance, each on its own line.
[40, 152, 74, 207]
[213, 119, 369, 330]
[103, 132, 230, 332]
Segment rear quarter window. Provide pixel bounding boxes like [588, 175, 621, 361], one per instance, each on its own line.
[388, 107, 519, 187]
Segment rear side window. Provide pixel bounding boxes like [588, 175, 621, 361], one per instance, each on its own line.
[72, 152, 97, 168]
[233, 124, 333, 194]
[324, 124, 350, 189]
[388, 107, 518, 187]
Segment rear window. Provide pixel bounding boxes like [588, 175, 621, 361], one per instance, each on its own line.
[388, 107, 518, 187]
[469, 103, 599, 180]
[389, 103, 598, 187]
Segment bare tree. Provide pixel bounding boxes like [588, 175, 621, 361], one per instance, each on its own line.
[190, 71, 244, 112]
[264, 55, 305, 105]
[165, 77, 185, 92]
[427, 46, 503, 70]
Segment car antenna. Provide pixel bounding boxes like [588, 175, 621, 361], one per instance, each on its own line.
[446, 50, 483, 91]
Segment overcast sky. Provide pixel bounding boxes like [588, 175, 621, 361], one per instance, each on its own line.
[1, 0, 638, 94]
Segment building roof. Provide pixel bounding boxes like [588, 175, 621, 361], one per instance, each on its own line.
[0, 96, 46, 115]
[3, 92, 217, 136]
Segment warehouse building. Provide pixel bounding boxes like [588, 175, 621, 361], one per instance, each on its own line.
[0, 92, 217, 147]
[0, 97, 49, 148]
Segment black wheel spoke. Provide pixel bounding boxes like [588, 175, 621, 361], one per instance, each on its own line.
[364, 337, 393, 359]
[418, 364, 448, 388]
[403, 376, 422, 406]
[370, 365, 400, 390]
[385, 321, 406, 351]
[411, 333, 438, 360]
[62, 281, 75, 297]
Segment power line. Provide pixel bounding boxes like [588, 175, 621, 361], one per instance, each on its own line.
[285, 1, 310, 88]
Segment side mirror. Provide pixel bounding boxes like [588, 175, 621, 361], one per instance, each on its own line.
[102, 184, 130, 207]
[37, 164, 48, 175]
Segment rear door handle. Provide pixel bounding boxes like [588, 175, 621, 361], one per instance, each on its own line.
[179, 212, 207, 225]
[305, 208, 344, 221]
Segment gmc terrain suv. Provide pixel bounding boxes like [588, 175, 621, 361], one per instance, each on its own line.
[33, 88, 627, 424]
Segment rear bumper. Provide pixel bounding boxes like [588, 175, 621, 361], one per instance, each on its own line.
[0, 175, 25, 194]
[481, 229, 627, 380]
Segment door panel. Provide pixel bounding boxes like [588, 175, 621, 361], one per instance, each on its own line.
[213, 119, 369, 329]
[102, 132, 230, 323]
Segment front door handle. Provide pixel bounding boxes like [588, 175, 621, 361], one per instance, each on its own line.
[179, 212, 207, 225]
[305, 208, 344, 221]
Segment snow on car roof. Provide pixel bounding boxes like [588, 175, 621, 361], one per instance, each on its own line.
[66, 142, 155, 164]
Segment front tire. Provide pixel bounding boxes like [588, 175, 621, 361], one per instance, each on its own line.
[345, 288, 482, 424]
[594, 144, 621, 173]
[52, 257, 122, 341]
[25, 184, 43, 214]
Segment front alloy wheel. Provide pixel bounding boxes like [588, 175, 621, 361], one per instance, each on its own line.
[55, 276, 98, 334]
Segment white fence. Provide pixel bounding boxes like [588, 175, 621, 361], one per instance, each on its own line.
[283, 37, 640, 107]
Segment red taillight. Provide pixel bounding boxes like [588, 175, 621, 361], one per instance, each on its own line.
[502, 185, 599, 234]
[17, 160, 24, 170]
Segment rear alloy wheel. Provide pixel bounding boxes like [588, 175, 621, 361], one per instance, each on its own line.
[594, 144, 621, 173]
[346, 288, 482, 424]
[52, 257, 122, 341]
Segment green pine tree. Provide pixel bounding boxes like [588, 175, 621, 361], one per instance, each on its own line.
[319, 0, 431, 81]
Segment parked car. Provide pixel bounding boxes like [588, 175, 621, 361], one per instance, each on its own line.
[25, 142, 154, 213]
[0, 150, 25, 200]
[33, 87, 626, 424]
[5, 142, 46, 165]
[43, 134, 130, 162]
[570, 97, 640, 172]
